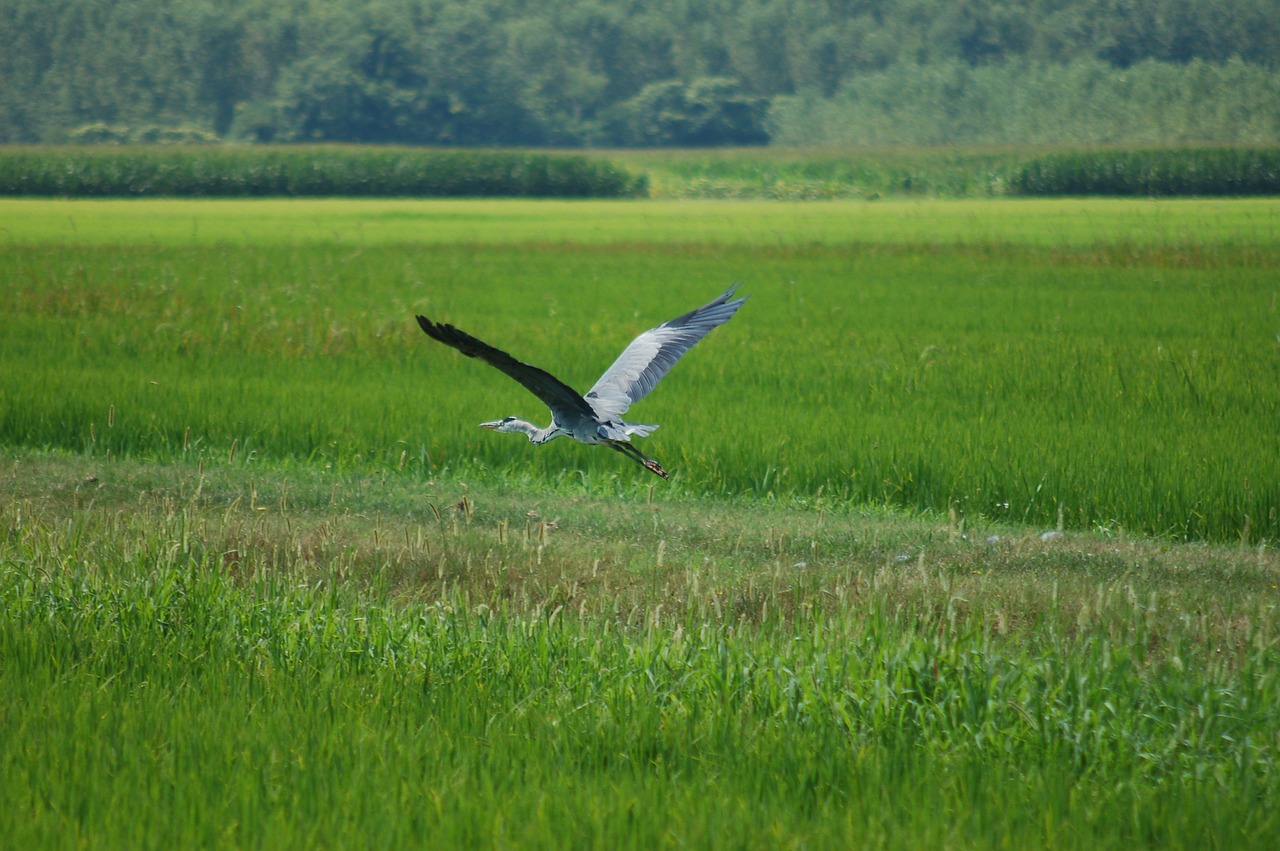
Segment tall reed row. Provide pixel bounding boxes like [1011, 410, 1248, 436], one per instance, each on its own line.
[2, 145, 1278, 199]
[1012, 146, 1280, 196]
[0, 146, 648, 197]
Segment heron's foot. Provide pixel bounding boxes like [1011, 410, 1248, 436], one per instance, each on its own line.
[643, 459, 669, 480]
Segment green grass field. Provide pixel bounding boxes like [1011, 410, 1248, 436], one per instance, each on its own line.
[3, 197, 1278, 539]
[3, 196, 1280, 848]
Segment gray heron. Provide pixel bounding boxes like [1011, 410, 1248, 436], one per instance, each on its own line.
[415, 286, 747, 479]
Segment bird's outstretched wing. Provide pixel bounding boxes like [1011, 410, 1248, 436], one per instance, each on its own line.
[585, 286, 747, 421]
[416, 316, 597, 423]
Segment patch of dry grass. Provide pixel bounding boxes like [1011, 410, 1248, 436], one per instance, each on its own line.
[9, 451, 1275, 652]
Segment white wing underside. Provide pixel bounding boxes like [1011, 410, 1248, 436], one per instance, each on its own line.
[585, 286, 746, 424]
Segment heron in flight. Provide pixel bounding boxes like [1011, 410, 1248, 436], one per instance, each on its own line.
[415, 286, 746, 479]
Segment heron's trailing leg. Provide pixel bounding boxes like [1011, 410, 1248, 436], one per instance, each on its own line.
[608, 440, 668, 480]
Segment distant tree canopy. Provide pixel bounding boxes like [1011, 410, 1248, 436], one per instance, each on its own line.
[1, 0, 1278, 146]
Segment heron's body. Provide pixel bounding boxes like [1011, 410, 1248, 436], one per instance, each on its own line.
[416, 286, 746, 479]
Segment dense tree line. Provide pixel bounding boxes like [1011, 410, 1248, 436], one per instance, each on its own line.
[771, 57, 1280, 145]
[2, 0, 1278, 146]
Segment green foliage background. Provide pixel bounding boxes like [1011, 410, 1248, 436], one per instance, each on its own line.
[2, 0, 1279, 146]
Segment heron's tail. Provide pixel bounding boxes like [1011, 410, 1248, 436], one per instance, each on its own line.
[598, 421, 658, 441]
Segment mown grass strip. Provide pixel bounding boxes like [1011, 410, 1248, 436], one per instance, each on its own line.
[4, 197, 1280, 248]
[602, 146, 1028, 198]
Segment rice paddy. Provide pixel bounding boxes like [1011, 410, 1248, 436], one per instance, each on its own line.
[2, 197, 1278, 540]
[2, 195, 1279, 848]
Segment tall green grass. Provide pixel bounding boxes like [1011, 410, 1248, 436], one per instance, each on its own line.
[3, 467, 1278, 848]
[1, 198, 1278, 542]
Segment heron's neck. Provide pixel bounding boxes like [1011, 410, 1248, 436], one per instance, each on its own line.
[509, 419, 560, 444]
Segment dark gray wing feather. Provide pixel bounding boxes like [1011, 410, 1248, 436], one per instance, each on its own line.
[585, 286, 747, 421]
[416, 316, 597, 424]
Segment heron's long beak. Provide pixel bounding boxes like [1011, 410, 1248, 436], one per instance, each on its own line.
[479, 420, 501, 430]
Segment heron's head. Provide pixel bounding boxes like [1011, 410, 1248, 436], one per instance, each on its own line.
[479, 416, 522, 433]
